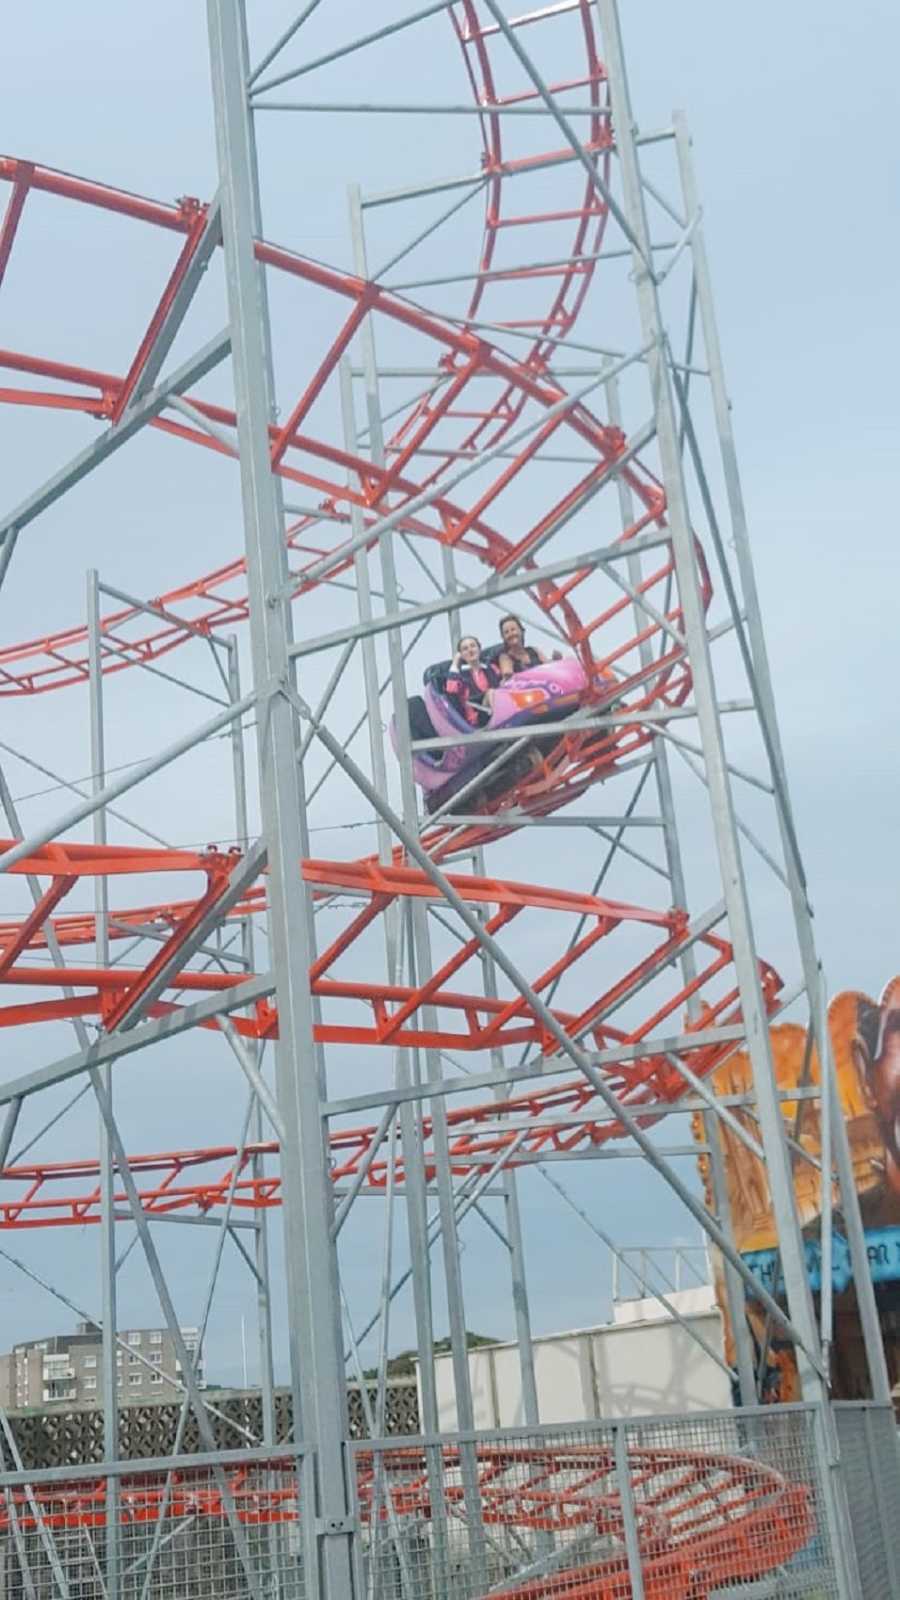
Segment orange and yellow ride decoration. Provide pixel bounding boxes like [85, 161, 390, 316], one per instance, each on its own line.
[695, 978, 900, 1400]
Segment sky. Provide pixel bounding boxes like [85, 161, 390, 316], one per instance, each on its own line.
[0, 2, 897, 1393]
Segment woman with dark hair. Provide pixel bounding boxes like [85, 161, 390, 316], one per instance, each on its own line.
[497, 613, 562, 678]
[443, 636, 500, 728]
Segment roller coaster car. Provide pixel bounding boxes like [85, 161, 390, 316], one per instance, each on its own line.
[392, 654, 597, 816]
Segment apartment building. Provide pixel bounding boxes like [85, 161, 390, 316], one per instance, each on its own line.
[0, 1322, 204, 1409]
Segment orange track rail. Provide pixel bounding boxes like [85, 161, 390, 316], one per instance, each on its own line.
[0, 834, 782, 1225]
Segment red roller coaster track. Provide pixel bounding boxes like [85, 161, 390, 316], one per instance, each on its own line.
[0, 835, 782, 1228]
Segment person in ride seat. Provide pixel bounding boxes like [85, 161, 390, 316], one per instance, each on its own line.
[496, 613, 562, 679]
[443, 636, 500, 728]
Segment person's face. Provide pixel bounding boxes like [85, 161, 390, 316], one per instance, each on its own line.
[501, 618, 523, 649]
[459, 637, 481, 665]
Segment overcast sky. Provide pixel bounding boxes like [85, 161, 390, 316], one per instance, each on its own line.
[0, 3, 897, 1389]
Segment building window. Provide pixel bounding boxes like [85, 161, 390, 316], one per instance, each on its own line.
[149, 1331, 162, 1346]
[127, 1332, 141, 1347]
[84, 1378, 96, 1391]
[84, 1356, 97, 1369]
[149, 1352, 162, 1365]
[129, 1375, 141, 1386]
[129, 1354, 140, 1365]
[150, 1373, 163, 1385]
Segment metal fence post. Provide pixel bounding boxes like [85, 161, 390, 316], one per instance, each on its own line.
[814, 1403, 861, 1600]
[613, 1422, 645, 1600]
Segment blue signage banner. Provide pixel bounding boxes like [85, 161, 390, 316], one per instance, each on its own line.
[743, 1227, 900, 1298]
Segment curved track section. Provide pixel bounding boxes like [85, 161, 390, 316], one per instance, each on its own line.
[0, 1445, 813, 1599]
[0, 156, 694, 856]
[0, 0, 614, 690]
[0, 836, 781, 1225]
[0, 10, 687, 850]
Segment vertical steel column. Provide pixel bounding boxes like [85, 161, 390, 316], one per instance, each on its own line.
[433, 497, 540, 1430]
[672, 110, 891, 1407]
[337, 359, 398, 915]
[336, 355, 450, 1551]
[470, 837, 541, 1430]
[595, 0, 826, 1400]
[206, 6, 354, 1594]
[347, 184, 487, 1583]
[604, 370, 757, 1404]
[226, 637, 276, 1443]
[337, 327, 441, 1447]
[824, 1007, 891, 1403]
[86, 569, 120, 1596]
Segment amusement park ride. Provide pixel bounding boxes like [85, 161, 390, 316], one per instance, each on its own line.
[0, 1, 894, 1596]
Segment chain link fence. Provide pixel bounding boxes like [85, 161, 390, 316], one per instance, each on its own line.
[0, 1404, 895, 1597]
[351, 1405, 846, 1599]
[0, 1451, 305, 1600]
[833, 1401, 900, 1600]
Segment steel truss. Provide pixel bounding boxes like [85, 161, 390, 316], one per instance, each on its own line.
[0, 1, 890, 1596]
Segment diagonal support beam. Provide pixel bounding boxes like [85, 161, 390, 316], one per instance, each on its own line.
[0, 876, 76, 980]
[289, 527, 668, 660]
[0, 973, 274, 1109]
[249, 0, 453, 96]
[0, 682, 255, 875]
[104, 838, 268, 1032]
[270, 295, 372, 466]
[112, 198, 223, 420]
[0, 163, 33, 290]
[0, 330, 231, 556]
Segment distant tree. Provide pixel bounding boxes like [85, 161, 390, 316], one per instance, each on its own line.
[361, 1330, 497, 1380]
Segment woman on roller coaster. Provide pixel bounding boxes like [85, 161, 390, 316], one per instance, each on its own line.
[443, 635, 501, 728]
[496, 613, 563, 680]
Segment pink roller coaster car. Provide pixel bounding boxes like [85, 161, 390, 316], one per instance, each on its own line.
[392, 656, 596, 815]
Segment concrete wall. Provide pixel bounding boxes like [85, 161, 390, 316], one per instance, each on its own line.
[427, 1288, 731, 1430]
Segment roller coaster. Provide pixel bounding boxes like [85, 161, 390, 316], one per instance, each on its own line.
[0, 3, 833, 1594]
